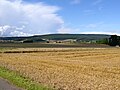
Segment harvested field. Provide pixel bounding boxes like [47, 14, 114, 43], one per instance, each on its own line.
[0, 48, 120, 90]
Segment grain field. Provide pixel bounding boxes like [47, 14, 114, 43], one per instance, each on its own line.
[0, 48, 120, 90]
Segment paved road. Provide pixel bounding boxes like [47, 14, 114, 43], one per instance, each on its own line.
[0, 78, 23, 90]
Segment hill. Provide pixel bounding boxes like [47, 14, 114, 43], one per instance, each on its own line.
[0, 34, 110, 43]
[33, 34, 110, 40]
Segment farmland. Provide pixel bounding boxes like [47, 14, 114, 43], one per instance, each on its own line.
[0, 48, 120, 90]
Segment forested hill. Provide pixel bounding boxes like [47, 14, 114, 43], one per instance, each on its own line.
[0, 34, 110, 41]
[33, 34, 110, 40]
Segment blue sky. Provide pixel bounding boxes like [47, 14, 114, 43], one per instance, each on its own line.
[0, 0, 120, 36]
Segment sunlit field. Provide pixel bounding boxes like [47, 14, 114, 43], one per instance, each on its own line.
[0, 48, 120, 90]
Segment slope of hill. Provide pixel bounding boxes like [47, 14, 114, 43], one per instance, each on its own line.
[33, 34, 110, 40]
[0, 34, 110, 43]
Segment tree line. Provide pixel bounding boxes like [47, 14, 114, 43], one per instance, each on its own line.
[109, 35, 120, 46]
[96, 35, 120, 46]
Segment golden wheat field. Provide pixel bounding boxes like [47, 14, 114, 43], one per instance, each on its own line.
[0, 48, 120, 90]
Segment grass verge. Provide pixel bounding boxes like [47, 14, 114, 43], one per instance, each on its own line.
[0, 66, 52, 90]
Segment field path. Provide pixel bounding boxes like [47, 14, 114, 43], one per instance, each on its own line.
[0, 77, 23, 90]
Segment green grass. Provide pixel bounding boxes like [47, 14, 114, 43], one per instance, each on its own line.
[0, 67, 52, 90]
[0, 47, 14, 52]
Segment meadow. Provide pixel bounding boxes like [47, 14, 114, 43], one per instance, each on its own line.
[0, 48, 120, 90]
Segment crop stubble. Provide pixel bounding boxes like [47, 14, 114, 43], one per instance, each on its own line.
[0, 48, 120, 90]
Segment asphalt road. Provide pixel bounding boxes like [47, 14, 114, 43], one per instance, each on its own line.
[0, 78, 23, 90]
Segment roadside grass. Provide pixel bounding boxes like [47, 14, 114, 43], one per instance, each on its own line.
[0, 47, 14, 52]
[0, 66, 52, 90]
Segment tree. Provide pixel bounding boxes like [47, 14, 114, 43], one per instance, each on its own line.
[118, 36, 120, 46]
[96, 38, 109, 44]
[109, 35, 119, 46]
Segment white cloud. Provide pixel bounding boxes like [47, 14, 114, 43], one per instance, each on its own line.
[86, 24, 97, 28]
[0, 25, 31, 36]
[57, 26, 80, 34]
[85, 22, 104, 28]
[83, 10, 95, 15]
[0, 0, 64, 36]
[71, 0, 81, 5]
[81, 31, 120, 36]
[79, 22, 120, 36]
[93, 0, 103, 5]
[98, 6, 103, 11]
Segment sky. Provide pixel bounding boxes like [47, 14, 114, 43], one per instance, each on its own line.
[0, 0, 120, 36]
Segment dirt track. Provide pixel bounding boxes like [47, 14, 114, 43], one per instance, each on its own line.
[0, 78, 22, 90]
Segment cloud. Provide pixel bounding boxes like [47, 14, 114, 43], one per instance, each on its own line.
[93, 0, 103, 5]
[71, 0, 81, 5]
[79, 22, 120, 36]
[57, 25, 80, 34]
[0, 0, 64, 36]
[85, 22, 104, 28]
[81, 31, 120, 36]
[83, 10, 95, 15]
[79, 22, 104, 29]
[0, 25, 31, 36]
[98, 6, 103, 11]
[86, 24, 98, 28]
